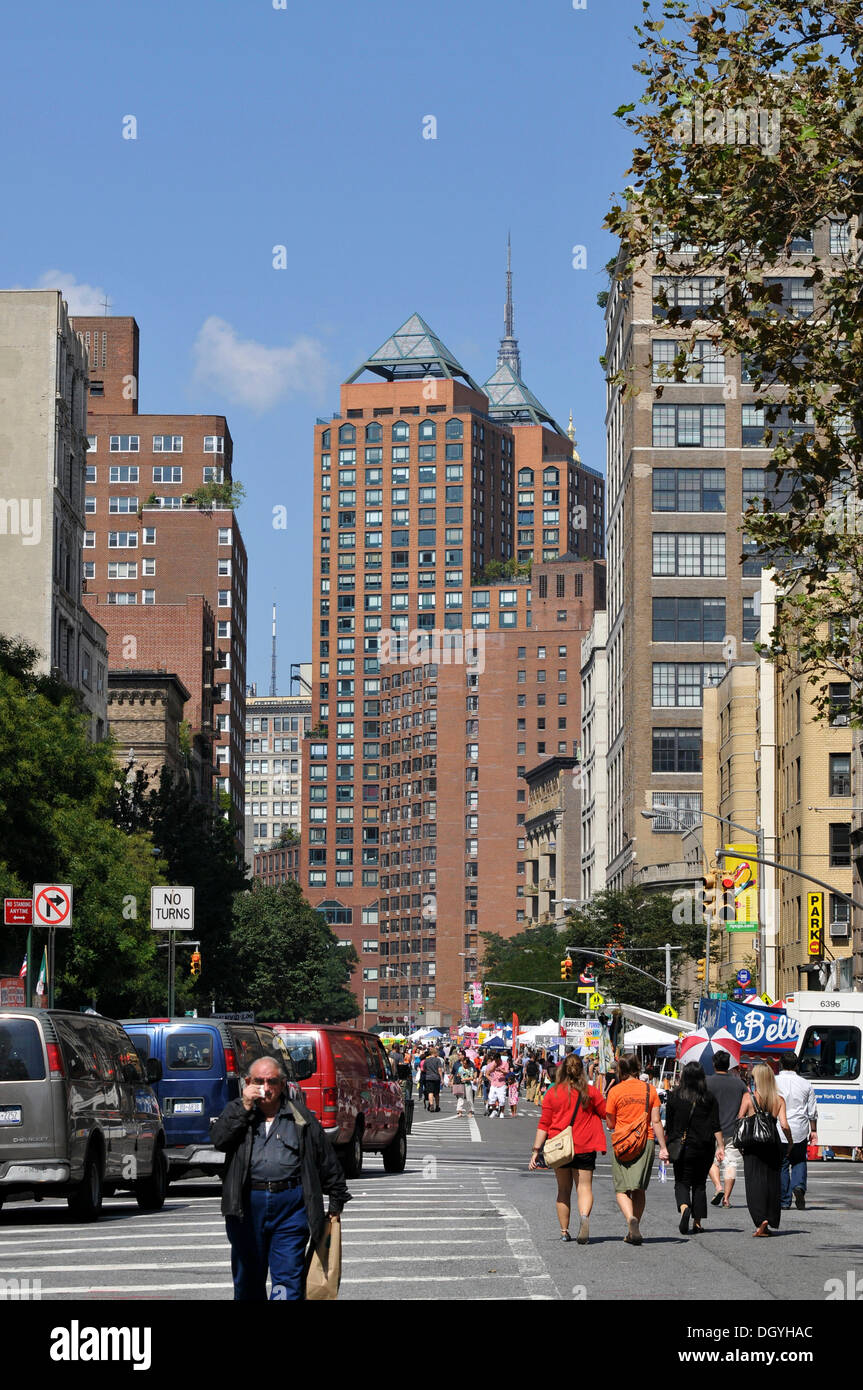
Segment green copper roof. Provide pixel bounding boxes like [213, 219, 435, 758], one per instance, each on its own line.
[482, 362, 566, 436]
[347, 313, 481, 390]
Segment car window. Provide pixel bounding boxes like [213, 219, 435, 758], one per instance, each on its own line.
[0, 1017, 45, 1081]
[86, 1025, 117, 1082]
[799, 1026, 861, 1081]
[111, 1028, 145, 1083]
[275, 1031, 317, 1072]
[230, 1026, 263, 1075]
[53, 1016, 99, 1080]
[257, 1028, 296, 1080]
[333, 1034, 370, 1075]
[166, 1030, 218, 1070]
[128, 1033, 151, 1064]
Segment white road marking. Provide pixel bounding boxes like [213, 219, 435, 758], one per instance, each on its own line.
[479, 1173, 560, 1301]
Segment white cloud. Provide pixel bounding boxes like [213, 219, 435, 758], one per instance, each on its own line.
[34, 271, 110, 316]
[192, 315, 330, 413]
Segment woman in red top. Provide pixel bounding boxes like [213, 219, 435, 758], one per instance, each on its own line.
[528, 1055, 607, 1244]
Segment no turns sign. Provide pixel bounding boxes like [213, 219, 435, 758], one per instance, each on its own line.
[33, 884, 73, 928]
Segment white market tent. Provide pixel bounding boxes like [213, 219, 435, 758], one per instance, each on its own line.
[624, 1025, 678, 1047]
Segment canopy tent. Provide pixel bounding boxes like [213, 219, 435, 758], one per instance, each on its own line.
[623, 1025, 675, 1048]
[617, 1003, 697, 1038]
[482, 1035, 507, 1049]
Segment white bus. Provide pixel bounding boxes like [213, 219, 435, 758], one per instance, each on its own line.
[784, 993, 863, 1152]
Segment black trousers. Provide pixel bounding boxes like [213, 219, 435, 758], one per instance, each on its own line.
[673, 1142, 715, 1222]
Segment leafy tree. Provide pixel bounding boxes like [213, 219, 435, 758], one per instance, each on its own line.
[0, 637, 160, 1007]
[213, 882, 358, 1021]
[482, 886, 704, 1020]
[606, 0, 863, 721]
[113, 764, 249, 1006]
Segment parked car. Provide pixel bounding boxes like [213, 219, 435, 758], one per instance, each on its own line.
[0, 1008, 167, 1221]
[261, 1023, 408, 1176]
[121, 1017, 298, 1180]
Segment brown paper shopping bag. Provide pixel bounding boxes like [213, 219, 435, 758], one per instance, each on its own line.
[303, 1214, 342, 1300]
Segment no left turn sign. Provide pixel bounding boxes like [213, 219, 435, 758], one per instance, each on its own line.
[33, 884, 73, 928]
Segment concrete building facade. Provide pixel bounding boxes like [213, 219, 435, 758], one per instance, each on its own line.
[0, 290, 108, 737]
[244, 683, 313, 866]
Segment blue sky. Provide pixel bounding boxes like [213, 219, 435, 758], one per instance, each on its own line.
[1, 0, 646, 687]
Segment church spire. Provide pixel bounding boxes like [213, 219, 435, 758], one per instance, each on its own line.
[497, 232, 521, 376]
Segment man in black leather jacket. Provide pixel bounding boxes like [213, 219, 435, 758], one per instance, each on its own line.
[211, 1055, 351, 1300]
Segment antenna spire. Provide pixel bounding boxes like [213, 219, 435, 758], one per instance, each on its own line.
[270, 601, 277, 698]
[497, 232, 521, 376]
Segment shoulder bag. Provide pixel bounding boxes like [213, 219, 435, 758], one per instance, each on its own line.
[666, 1099, 697, 1163]
[612, 1082, 653, 1162]
[734, 1103, 779, 1153]
[543, 1089, 583, 1169]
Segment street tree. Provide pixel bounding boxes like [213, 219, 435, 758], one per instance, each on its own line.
[214, 881, 358, 1022]
[606, 0, 863, 721]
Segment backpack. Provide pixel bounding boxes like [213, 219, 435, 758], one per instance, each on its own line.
[611, 1082, 652, 1163]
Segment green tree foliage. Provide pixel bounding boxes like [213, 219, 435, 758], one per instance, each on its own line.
[0, 637, 160, 1009]
[214, 882, 358, 1021]
[482, 886, 704, 1019]
[114, 765, 249, 1005]
[606, 1, 863, 721]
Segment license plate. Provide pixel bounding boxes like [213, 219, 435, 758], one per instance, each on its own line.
[173, 1101, 203, 1115]
[0, 1107, 22, 1125]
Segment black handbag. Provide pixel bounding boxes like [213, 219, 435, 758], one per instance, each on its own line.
[666, 1099, 697, 1163]
[734, 1104, 778, 1152]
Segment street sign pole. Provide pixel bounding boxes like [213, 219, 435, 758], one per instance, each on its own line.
[168, 931, 175, 1017]
[48, 927, 56, 1009]
[25, 924, 33, 1009]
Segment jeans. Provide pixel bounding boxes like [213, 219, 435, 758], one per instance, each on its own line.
[780, 1140, 808, 1208]
[226, 1185, 309, 1301]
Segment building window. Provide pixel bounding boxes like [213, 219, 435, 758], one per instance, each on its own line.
[652, 597, 726, 642]
[829, 823, 851, 867]
[218, 526, 231, 545]
[830, 219, 851, 255]
[652, 404, 725, 448]
[653, 469, 725, 512]
[653, 533, 725, 577]
[652, 662, 725, 707]
[742, 595, 760, 642]
[141, 589, 155, 605]
[143, 527, 156, 544]
[153, 435, 183, 452]
[109, 496, 140, 513]
[829, 684, 851, 726]
[830, 753, 851, 798]
[152, 465, 182, 483]
[652, 339, 725, 385]
[651, 791, 703, 831]
[108, 531, 138, 548]
[652, 276, 725, 319]
[204, 436, 225, 453]
[652, 728, 702, 773]
[106, 592, 137, 605]
[109, 435, 139, 452]
[108, 465, 139, 483]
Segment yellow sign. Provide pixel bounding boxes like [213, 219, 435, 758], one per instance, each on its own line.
[659, 1004, 678, 1019]
[588, 992, 605, 1011]
[722, 844, 758, 933]
[577, 985, 594, 996]
[807, 893, 824, 958]
[761, 992, 773, 1006]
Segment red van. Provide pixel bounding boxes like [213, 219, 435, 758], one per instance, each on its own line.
[262, 1024, 407, 1176]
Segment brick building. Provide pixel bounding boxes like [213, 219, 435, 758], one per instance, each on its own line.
[253, 844, 301, 887]
[70, 316, 248, 829]
[108, 670, 191, 786]
[302, 307, 605, 1026]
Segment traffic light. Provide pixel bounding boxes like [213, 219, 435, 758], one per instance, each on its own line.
[696, 957, 706, 983]
[702, 872, 718, 922]
[560, 958, 572, 981]
[190, 950, 201, 978]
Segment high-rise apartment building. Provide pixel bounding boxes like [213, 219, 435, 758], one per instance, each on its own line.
[70, 316, 248, 827]
[601, 224, 844, 887]
[244, 669, 312, 865]
[0, 290, 108, 738]
[302, 307, 605, 1026]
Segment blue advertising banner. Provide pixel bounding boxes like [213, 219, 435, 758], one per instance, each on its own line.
[697, 998, 799, 1051]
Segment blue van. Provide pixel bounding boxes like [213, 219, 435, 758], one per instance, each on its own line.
[122, 1017, 297, 1181]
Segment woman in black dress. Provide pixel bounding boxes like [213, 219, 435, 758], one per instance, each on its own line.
[666, 1061, 725, 1235]
[736, 1063, 793, 1236]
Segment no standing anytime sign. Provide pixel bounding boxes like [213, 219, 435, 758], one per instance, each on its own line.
[150, 886, 195, 930]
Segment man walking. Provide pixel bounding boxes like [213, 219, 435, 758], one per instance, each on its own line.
[212, 1055, 351, 1300]
[524, 1052, 542, 1104]
[776, 1051, 818, 1209]
[706, 1050, 747, 1208]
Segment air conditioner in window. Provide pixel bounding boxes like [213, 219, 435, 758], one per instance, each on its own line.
[829, 920, 850, 938]
[833, 714, 850, 726]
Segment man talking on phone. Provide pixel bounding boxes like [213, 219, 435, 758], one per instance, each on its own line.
[212, 1054, 351, 1300]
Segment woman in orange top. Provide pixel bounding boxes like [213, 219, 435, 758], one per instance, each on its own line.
[604, 1054, 669, 1246]
[528, 1055, 607, 1244]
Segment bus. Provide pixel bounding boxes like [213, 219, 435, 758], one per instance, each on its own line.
[784, 993, 863, 1153]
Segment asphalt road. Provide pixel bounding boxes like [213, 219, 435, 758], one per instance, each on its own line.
[0, 1090, 860, 1302]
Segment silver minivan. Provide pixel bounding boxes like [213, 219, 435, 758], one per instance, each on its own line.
[0, 1009, 167, 1221]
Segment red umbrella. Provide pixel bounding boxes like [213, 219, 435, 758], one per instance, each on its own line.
[677, 1027, 742, 1067]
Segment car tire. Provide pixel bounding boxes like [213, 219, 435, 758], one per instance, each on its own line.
[67, 1146, 104, 1222]
[341, 1124, 363, 1178]
[135, 1145, 168, 1212]
[382, 1123, 407, 1174]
